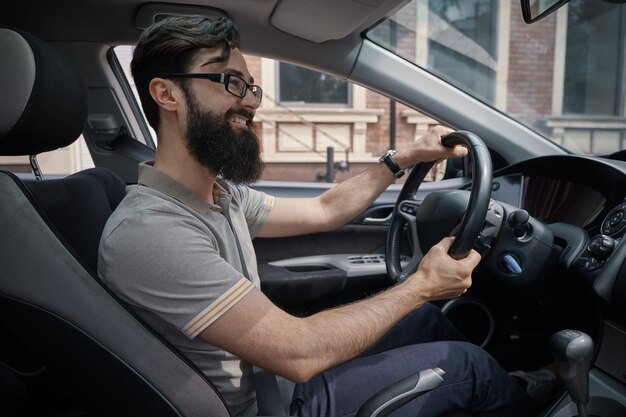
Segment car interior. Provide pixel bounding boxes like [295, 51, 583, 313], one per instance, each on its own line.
[2, 0, 626, 417]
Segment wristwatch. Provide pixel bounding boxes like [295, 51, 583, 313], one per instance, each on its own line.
[379, 149, 405, 178]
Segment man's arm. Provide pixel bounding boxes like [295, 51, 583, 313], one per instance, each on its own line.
[257, 126, 468, 238]
[199, 238, 480, 383]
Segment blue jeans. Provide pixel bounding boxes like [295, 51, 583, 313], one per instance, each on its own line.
[290, 303, 533, 417]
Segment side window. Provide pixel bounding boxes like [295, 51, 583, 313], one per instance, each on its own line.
[253, 56, 448, 183]
[110, 47, 448, 184]
[113, 46, 157, 140]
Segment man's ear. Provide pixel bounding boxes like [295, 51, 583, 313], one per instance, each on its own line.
[149, 78, 181, 113]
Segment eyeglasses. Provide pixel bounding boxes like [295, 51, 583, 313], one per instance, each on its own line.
[167, 72, 263, 103]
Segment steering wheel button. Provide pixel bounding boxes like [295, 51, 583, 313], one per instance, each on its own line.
[601, 207, 626, 236]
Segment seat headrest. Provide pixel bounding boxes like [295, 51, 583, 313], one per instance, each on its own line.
[0, 28, 88, 156]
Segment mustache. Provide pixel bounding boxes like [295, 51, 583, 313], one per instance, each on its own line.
[225, 108, 254, 124]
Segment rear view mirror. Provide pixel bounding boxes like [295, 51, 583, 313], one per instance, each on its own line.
[520, 0, 570, 23]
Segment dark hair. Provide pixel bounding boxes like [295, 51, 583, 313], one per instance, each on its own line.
[131, 15, 241, 131]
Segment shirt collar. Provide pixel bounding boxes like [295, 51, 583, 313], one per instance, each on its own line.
[137, 162, 230, 215]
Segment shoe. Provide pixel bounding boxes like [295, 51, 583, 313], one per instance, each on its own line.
[509, 369, 557, 406]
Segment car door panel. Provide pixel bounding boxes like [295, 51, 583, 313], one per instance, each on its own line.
[252, 177, 470, 311]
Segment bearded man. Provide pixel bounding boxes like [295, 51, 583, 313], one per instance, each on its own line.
[98, 15, 542, 417]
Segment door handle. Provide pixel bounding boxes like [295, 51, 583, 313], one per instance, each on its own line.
[363, 212, 393, 225]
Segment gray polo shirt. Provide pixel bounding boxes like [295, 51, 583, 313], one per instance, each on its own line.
[98, 163, 274, 417]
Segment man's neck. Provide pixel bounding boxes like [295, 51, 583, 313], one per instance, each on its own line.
[153, 145, 217, 205]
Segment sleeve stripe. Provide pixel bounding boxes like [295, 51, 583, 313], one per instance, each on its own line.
[263, 195, 275, 207]
[182, 278, 254, 338]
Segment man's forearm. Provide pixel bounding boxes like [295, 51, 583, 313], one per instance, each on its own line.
[316, 140, 443, 231]
[281, 277, 427, 381]
[316, 162, 397, 231]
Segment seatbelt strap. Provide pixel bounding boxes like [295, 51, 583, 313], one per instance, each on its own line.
[228, 217, 252, 281]
[223, 212, 290, 416]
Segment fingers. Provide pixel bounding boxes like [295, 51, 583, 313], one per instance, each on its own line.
[430, 126, 468, 158]
[435, 126, 467, 158]
[434, 238, 481, 262]
[451, 145, 468, 158]
[436, 236, 455, 251]
[399, 125, 468, 165]
[465, 249, 482, 267]
[431, 125, 453, 136]
[411, 242, 476, 301]
[419, 126, 468, 161]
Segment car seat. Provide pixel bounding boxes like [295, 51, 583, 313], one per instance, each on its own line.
[0, 26, 230, 417]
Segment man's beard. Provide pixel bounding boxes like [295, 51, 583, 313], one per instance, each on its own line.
[182, 87, 264, 185]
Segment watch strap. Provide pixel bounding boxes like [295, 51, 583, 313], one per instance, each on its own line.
[379, 150, 405, 178]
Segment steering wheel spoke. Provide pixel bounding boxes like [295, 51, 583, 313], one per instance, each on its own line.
[395, 200, 425, 281]
[398, 200, 420, 243]
[398, 252, 423, 282]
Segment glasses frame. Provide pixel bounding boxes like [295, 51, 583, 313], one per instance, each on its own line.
[167, 72, 263, 102]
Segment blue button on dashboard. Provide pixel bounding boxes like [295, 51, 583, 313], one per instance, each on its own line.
[503, 254, 522, 275]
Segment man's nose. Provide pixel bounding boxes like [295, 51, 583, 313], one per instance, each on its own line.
[241, 88, 261, 109]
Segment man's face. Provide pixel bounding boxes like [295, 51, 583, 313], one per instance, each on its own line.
[179, 47, 263, 184]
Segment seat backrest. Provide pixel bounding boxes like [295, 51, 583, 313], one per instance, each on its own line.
[22, 167, 126, 274]
[0, 27, 230, 417]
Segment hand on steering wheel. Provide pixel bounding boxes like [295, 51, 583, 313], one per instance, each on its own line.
[385, 131, 492, 283]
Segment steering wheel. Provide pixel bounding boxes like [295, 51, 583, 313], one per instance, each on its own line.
[386, 131, 493, 283]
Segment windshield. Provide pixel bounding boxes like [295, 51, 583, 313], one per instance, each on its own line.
[367, 0, 626, 156]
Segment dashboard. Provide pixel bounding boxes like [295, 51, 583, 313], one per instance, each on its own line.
[486, 154, 626, 320]
[491, 175, 608, 229]
[522, 176, 607, 228]
[492, 155, 626, 234]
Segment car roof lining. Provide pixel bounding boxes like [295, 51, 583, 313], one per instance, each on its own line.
[1, 0, 408, 79]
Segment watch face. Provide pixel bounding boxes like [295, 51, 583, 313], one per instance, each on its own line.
[380, 150, 394, 162]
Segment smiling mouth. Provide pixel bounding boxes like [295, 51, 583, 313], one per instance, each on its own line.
[229, 115, 250, 128]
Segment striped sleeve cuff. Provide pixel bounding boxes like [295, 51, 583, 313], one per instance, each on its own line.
[182, 278, 255, 339]
[263, 194, 275, 208]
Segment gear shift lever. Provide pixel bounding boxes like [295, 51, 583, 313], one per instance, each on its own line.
[549, 330, 594, 417]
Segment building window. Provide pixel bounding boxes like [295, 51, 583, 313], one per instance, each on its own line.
[278, 62, 350, 105]
[562, 3, 626, 115]
[428, 0, 499, 105]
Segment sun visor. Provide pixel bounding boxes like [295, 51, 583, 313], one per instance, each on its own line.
[270, 0, 407, 43]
